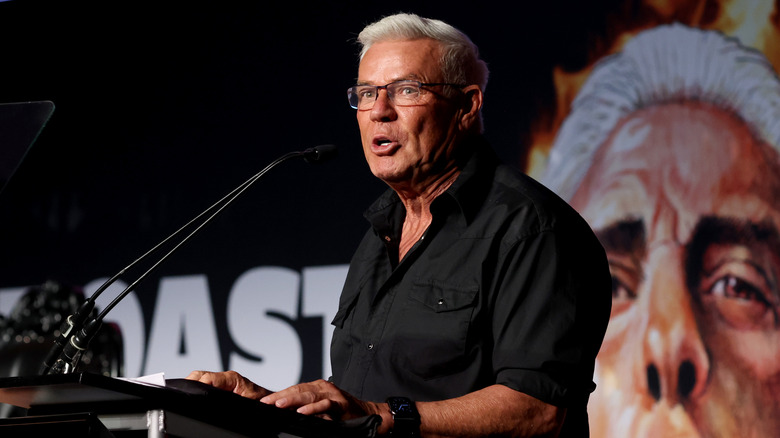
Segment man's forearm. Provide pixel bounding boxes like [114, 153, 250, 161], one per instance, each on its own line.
[375, 384, 565, 438]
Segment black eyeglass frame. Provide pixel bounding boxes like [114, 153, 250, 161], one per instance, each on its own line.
[347, 80, 467, 110]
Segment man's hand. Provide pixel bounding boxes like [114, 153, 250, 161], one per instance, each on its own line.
[260, 379, 392, 431]
[187, 373, 392, 433]
[186, 370, 272, 400]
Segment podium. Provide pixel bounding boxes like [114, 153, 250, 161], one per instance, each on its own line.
[0, 373, 379, 437]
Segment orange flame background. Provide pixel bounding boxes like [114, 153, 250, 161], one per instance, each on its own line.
[526, 0, 780, 177]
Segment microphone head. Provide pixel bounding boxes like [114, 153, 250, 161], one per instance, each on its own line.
[302, 144, 338, 163]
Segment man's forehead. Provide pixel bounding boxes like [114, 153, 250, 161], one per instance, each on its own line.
[358, 39, 442, 81]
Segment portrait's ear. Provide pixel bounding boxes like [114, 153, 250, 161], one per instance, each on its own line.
[458, 85, 483, 132]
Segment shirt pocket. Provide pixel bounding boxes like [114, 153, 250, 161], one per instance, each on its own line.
[393, 280, 479, 380]
[331, 293, 358, 329]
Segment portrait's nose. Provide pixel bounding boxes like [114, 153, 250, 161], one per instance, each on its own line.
[641, 244, 710, 404]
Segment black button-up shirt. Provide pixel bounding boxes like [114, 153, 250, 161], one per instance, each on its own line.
[331, 141, 610, 435]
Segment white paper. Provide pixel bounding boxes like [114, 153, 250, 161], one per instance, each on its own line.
[117, 372, 166, 387]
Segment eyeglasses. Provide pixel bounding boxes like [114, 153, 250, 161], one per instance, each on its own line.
[347, 80, 466, 110]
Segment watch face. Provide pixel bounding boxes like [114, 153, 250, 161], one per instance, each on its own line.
[395, 401, 413, 413]
[388, 397, 417, 416]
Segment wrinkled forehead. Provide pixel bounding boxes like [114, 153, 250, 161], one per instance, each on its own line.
[358, 39, 443, 83]
[570, 102, 780, 242]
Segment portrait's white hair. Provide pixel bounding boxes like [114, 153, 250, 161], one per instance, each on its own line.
[541, 23, 780, 201]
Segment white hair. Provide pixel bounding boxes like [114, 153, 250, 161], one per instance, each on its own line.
[357, 13, 489, 92]
[541, 23, 780, 201]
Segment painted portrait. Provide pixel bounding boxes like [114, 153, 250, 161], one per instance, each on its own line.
[542, 23, 780, 437]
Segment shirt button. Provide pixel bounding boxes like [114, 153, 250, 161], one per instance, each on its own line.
[367, 343, 374, 350]
[437, 298, 445, 305]
[384, 236, 391, 242]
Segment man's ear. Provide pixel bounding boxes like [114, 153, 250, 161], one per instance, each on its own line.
[458, 85, 484, 132]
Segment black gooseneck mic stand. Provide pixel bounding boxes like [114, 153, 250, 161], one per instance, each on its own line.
[40, 144, 338, 375]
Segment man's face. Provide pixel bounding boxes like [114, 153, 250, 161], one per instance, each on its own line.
[570, 102, 780, 437]
[356, 39, 466, 192]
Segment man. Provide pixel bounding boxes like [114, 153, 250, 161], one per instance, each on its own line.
[542, 24, 780, 437]
[189, 13, 611, 437]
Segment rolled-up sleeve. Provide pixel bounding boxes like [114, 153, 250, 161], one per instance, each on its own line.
[492, 225, 611, 407]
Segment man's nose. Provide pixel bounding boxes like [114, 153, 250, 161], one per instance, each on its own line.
[369, 89, 397, 122]
[640, 244, 710, 404]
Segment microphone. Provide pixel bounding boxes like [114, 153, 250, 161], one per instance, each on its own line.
[302, 144, 338, 163]
[41, 145, 338, 375]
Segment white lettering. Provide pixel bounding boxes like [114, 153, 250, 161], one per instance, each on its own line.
[0, 287, 27, 317]
[227, 266, 302, 391]
[301, 264, 348, 379]
[1, 263, 348, 384]
[144, 275, 221, 378]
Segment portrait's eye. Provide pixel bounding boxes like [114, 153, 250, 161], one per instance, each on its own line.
[611, 275, 636, 301]
[702, 273, 774, 329]
[709, 275, 768, 303]
[607, 254, 641, 316]
[698, 244, 778, 330]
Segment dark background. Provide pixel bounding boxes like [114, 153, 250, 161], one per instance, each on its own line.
[0, 1, 615, 361]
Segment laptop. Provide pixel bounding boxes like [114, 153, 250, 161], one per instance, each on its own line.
[0, 101, 55, 197]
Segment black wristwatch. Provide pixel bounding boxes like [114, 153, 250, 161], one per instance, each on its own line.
[386, 396, 420, 437]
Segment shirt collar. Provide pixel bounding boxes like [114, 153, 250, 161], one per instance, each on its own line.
[363, 136, 499, 235]
[436, 136, 498, 225]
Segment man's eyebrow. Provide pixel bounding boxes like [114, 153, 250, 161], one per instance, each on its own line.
[354, 75, 424, 86]
[595, 218, 647, 257]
